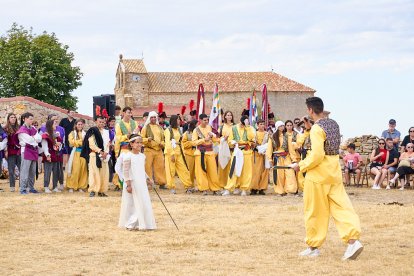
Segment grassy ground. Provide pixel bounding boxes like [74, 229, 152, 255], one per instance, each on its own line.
[0, 177, 413, 275]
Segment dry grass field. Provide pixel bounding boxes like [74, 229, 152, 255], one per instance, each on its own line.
[1, 176, 413, 276]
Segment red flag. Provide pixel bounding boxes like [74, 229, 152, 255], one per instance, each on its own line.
[261, 84, 268, 127]
[196, 84, 205, 119]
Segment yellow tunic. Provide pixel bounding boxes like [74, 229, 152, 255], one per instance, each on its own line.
[266, 133, 297, 194]
[87, 130, 109, 193]
[182, 132, 196, 185]
[192, 125, 220, 191]
[164, 128, 193, 189]
[251, 131, 269, 191]
[218, 123, 234, 188]
[293, 130, 310, 192]
[285, 131, 300, 163]
[299, 123, 361, 247]
[225, 124, 255, 191]
[115, 120, 138, 157]
[65, 131, 88, 190]
[141, 124, 166, 185]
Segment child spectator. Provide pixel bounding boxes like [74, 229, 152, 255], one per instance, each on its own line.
[343, 143, 363, 186]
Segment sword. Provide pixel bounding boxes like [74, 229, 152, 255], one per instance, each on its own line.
[271, 165, 293, 170]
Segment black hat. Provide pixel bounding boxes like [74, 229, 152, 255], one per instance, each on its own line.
[159, 112, 167, 119]
[389, 119, 396, 125]
[268, 112, 275, 119]
[143, 111, 149, 117]
[189, 110, 197, 116]
[241, 109, 249, 116]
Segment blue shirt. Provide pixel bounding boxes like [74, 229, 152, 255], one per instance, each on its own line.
[381, 129, 401, 150]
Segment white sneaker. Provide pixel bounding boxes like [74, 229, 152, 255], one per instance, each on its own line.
[241, 190, 247, 196]
[202, 191, 208, 196]
[233, 188, 241, 195]
[10, 187, 15, 192]
[385, 185, 390, 190]
[299, 248, 320, 257]
[78, 189, 84, 193]
[68, 189, 74, 193]
[53, 187, 61, 193]
[399, 187, 404, 190]
[222, 190, 230, 196]
[44, 187, 52, 194]
[371, 184, 377, 189]
[170, 189, 176, 194]
[58, 184, 64, 191]
[342, 240, 363, 260]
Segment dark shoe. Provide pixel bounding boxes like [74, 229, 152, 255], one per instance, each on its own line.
[98, 193, 108, 197]
[258, 190, 266, 195]
[159, 185, 167, 190]
[20, 190, 28, 195]
[89, 192, 95, 197]
[114, 186, 121, 191]
[250, 189, 258, 195]
[29, 189, 39, 194]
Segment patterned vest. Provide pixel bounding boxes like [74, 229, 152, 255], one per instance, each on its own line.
[315, 118, 340, 155]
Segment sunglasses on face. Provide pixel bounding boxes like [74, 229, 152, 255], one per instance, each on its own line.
[407, 146, 413, 148]
[379, 143, 385, 145]
[294, 121, 300, 124]
[409, 130, 414, 133]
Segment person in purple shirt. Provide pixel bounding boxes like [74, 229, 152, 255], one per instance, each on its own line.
[40, 114, 65, 190]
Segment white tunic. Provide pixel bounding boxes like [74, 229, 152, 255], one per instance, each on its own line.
[116, 152, 156, 230]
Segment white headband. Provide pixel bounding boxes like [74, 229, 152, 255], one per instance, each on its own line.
[129, 136, 142, 143]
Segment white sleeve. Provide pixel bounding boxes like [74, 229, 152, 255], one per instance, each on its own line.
[42, 139, 50, 157]
[18, 133, 37, 147]
[0, 137, 7, 151]
[34, 132, 42, 143]
[122, 154, 132, 181]
[115, 154, 124, 181]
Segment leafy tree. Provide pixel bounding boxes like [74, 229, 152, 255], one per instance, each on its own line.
[0, 23, 82, 110]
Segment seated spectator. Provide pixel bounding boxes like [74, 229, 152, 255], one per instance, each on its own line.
[389, 143, 414, 190]
[382, 138, 399, 189]
[400, 127, 414, 152]
[343, 143, 363, 186]
[370, 138, 388, 190]
[381, 119, 401, 151]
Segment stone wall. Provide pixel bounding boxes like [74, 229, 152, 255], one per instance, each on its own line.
[341, 135, 380, 161]
[0, 96, 94, 129]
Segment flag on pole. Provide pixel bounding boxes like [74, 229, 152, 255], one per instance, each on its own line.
[209, 83, 221, 131]
[249, 90, 258, 128]
[196, 84, 205, 119]
[261, 84, 268, 127]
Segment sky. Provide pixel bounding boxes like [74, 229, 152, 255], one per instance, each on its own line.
[1, 0, 413, 139]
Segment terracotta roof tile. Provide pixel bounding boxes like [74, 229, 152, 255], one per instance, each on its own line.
[147, 72, 315, 93]
[121, 59, 147, 74]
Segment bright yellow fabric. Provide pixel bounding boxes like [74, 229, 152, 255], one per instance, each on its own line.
[251, 131, 269, 190]
[115, 120, 137, 156]
[218, 123, 234, 188]
[66, 131, 87, 190]
[286, 131, 300, 162]
[182, 132, 196, 184]
[298, 124, 343, 185]
[144, 147, 166, 186]
[87, 134, 109, 193]
[141, 124, 165, 151]
[164, 128, 192, 189]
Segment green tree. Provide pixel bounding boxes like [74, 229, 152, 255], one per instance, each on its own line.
[0, 23, 82, 110]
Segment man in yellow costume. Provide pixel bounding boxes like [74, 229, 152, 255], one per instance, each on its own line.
[140, 111, 167, 188]
[164, 115, 193, 194]
[192, 113, 221, 195]
[222, 115, 255, 196]
[250, 119, 270, 195]
[290, 97, 363, 260]
[80, 116, 110, 197]
[181, 119, 198, 189]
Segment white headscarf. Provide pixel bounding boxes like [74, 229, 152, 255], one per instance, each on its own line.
[275, 120, 285, 130]
[143, 111, 159, 128]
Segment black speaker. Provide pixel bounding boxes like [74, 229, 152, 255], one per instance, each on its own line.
[93, 96, 106, 120]
[101, 94, 116, 117]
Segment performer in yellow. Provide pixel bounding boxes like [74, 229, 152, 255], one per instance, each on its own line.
[250, 119, 270, 195]
[266, 121, 298, 195]
[140, 111, 167, 188]
[218, 111, 234, 189]
[164, 115, 193, 194]
[80, 116, 110, 197]
[290, 97, 363, 260]
[66, 119, 87, 192]
[182, 119, 198, 189]
[222, 115, 255, 196]
[115, 107, 139, 157]
[192, 113, 221, 195]
[292, 121, 313, 194]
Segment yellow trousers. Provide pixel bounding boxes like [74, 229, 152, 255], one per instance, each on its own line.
[184, 154, 195, 185]
[250, 152, 269, 190]
[194, 154, 221, 191]
[304, 179, 361, 247]
[66, 151, 88, 190]
[297, 172, 305, 192]
[225, 151, 253, 191]
[144, 148, 166, 186]
[274, 156, 297, 194]
[218, 161, 231, 188]
[88, 155, 109, 193]
[165, 153, 193, 189]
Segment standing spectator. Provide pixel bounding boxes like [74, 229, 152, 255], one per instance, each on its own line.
[17, 112, 42, 194]
[42, 120, 63, 193]
[114, 105, 122, 125]
[59, 110, 76, 169]
[400, 127, 414, 152]
[381, 119, 400, 151]
[4, 113, 21, 192]
[382, 138, 399, 189]
[343, 143, 363, 186]
[370, 138, 388, 190]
